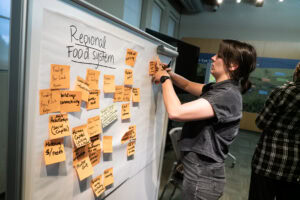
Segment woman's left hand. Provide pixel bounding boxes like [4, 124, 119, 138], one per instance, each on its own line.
[152, 70, 170, 84]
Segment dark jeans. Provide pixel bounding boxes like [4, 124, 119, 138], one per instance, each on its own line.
[181, 152, 225, 200]
[248, 171, 300, 200]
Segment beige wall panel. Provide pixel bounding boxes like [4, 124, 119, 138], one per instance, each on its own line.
[240, 112, 262, 133]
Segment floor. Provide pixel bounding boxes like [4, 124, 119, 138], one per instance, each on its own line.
[158, 129, 260, 200]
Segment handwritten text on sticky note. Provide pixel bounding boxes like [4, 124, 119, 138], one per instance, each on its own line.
[39, 89, 60, 115]
[91, 175, 105, 197]
[100, 104, 117, 128]
[86, 69, 100, 90]
[87, 89, 100, 110]
[132, 88, 140, 103]
[103, 75, 115, 93]
[121, 103, 130, 120]
[49, 114, 70, 139]
[60, 91, 82, 113]
[87, 115, 102, 137]
[104, 168, 114, 187]
[125, 49, 138, 67]
[50, 64, 70, 89]
[75, 156, 94, 181]
[44, 138, 66, 165]
[72, 124, 91, 148]
[124, 69, 133, 85]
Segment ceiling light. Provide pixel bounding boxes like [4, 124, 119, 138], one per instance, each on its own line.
[237, 0, 241, 3]
[217, 0, 223, 4]
[256, 0, 263, 2]
[255, 0, 264, 7]
[279, 0, 284, 2]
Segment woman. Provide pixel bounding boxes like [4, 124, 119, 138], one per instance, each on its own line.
[153, 40, 257, 200]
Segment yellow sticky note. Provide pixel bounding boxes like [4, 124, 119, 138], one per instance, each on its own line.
[44, 138, 66, 165]
[89, 150, 101, 167]
[149, 61, 157, 75]
[75, 76, 90, 102]
[104, 168, 114, 187]
[132, 88, 140, 103]
[103, 75, 115, 93]
[74, 156, 94, 181]
[103, 136, 113, 153]
[121, 103, 130, 120]
[39, 89, 61, 115]
[124, 69, 133, 85]
[72, 125, 91, 148]
[73, 145, 89, 166]
[50, 64, 70, 89]
[60, 91, 82, 113]
[86, 69, 100, 90]
[114, 86, 124, 102]
[87, 116, 102, 137]
[121, 129, 133, 144]
[91, 175, 105, 197]
[125, 49, 138, 67]
[129, 125, 136, 140]
[88, 135, 101, 153]
[127, 141, 135, 157]
[123, 87, 132, 102]
[87, 89, 100, 110]
[49, 114, 70, 139]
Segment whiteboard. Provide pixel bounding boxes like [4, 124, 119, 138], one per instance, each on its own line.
[22, 0, 176, 199]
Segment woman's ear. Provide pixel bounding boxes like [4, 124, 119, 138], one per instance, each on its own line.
[229, 63, 239, 71]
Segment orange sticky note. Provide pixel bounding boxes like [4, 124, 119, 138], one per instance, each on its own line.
[89, 150, 101, 167]
[121, 103, 130, 120]
[104, 168, 114, 187]
[87, 116, 102, 137]
[73, 145, 89, 166]
[44, 138, 66, 165]
[103, 136, 113, 153]
[103, 75, 115, 93]
[125, 49, 138, 67]
[49, 114, 70, 139]
[75, 76, 90, 102]
[121, 129, 133, 144]
[72, 125, 91, 148]
[91, 175, 105, 197]
[74, 156, 94, 181]
[127, 141, 135, 157]
[132, 88, 140, 103]
[88, 135, 101, 153]
[86, 69, 100, 89]
[60, 91, 82, 113]
[123, 87, 132, 102]
[39, 89, 61, 115]
[87, 89, 100, 110]
[149, 61, 157, 75]
[124, 69, 133, 85]
[129, 125, 136, 140]
[114, 86, 124, 102]
[50, 64, 70, 89]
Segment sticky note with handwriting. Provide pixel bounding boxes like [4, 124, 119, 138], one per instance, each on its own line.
[124, 69, 133, 85]
[149, 61, 157, 75]
[91, 175, 105, 197]
[127, 141, 135, 157]
[121, 129, 133, 144]
[44, 138, 66, 165]
[89, 150, 101, 167]
[72, 124, 91, 148]
[87, 89, 100, 110]
[123, 87, 132, 102]
[114, 86, 124, 102]
[75, 76, 90, 102]
[103, 136, 113, 153]
[86, 69, 100, 90]
[50, 64, 70, 89]
[121, 103, 130, 120]
[74, 156, 94, 181]
[103, 75, 115, 93]
[73, 145, 89, 166]
[104, 168, 114, 187]
[129, 125, 136, 140]
[60, 91, 82, 113]
[132, 88, 140, 103]
[88, 135, 101, 153]
[87, 115, 102, 137]
[100, 104, 117, 128]
[39, 89, 60, 115]
[49, 114, 70, 139]
[125, 49, 138, 67]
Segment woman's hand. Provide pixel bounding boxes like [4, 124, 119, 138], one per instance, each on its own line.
[152, 70, 170, 84]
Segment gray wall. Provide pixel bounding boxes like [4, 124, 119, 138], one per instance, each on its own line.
[179, 0, 300, 42]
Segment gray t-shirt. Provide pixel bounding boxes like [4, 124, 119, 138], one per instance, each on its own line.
[180, 80, 242, 162]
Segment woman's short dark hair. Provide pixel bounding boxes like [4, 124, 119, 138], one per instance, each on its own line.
[217, 40, 257, 94]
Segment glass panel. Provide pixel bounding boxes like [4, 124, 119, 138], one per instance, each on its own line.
[151, 3, 161, 32]
[0, 0, 11, 18]
[167, 17, 176, 37]
[123, 0, 142, 28]
[0, 18, 10, 70]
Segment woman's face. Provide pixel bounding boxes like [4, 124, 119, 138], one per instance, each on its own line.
[211, 54, 229, 79]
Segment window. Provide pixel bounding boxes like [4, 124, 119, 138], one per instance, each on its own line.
[150, 2, 162, 32]
[167, 17, 176, 37]
[123, 0, 143, 28]
[0, 0, 10, 70]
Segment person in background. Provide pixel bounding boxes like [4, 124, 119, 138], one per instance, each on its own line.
[153, 40, 257, 200]
[249, 62, 300, 200]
